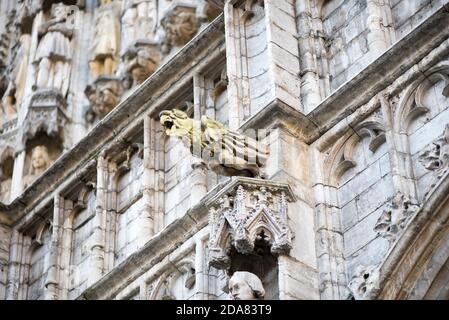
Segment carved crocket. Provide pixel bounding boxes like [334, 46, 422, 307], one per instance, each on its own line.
[159, 109, 269, 177]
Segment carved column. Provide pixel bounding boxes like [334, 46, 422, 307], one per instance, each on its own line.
[379, 93, 418, 198]
[366, 0, 395, 60]
[5, 230, 31, 300]
[106, 161, 119, 272]
[88, 154, 108, 286]
[154, 119, 165, 233]
[297, 0, 330, 112]
[312, 147, 347, 300]
[224, 0, 302, 130]
[45, 195, 65, 300]
[60, 199, 74, 300]
[10, 150, 25, 198]
[139, 116, 157, 246]
[190, 73, 209, 206]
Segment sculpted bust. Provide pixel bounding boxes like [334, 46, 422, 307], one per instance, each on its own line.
[228, 272, 265, 300]
[24, 145, 51, 188]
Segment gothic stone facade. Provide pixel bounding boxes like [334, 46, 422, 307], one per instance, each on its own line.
[0, 0, 449, 300]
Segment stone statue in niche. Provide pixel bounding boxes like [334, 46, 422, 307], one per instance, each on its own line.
[33, 3, 74, 96]
[23, 145, 50, 189]
[1, 33, 32, 120]
[160, 109, 269, 177]
[89, 0, 121, 78]
[228, 271, 265, 300]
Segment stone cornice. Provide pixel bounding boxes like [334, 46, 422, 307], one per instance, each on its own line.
[241, 4, 449, 144]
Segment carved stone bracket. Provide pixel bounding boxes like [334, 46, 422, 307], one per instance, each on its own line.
[85, 76, 124, 120]
[206, 177, 296, 270]
[348, 265, 380, 300]
[161, 5, 199, 51]
[122, 40, 161, 87]
[419, 124, 449, 186]
[21, 88, 69, 147]
[373, 192, 419, 244]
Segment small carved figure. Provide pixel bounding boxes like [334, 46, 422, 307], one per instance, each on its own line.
[90, 0, 121, 78]
[33, 3, 74, 95]
[24, 145, 51, 188]
[85, 77, 123, 119]
[159, 109, 269, 177]
[228, 271, 265, 300]
[162, 8, 198, 48]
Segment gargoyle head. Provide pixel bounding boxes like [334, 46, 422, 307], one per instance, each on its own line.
[159, 109, 193, 139]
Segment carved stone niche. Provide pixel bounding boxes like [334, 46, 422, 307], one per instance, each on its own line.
[206, 177, 296, 270]
[161, 5, 199, 51]
[373, 192, 419, 245]
[85, 76, 124, 121]
[22, 89, 69, 146]
[122, 40, 161, 88]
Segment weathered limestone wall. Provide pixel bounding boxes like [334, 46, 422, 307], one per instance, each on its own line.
[392, 0, 445, 39]
[322, 0, 370, 91]
[1, 0, 449, 301]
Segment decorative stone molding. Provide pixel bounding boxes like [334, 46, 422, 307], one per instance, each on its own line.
[161, 5, 199, 50]
[122, 40, 161, 87]
[328, 118, 386, 183]
[147, 258, 196, 300]
[85, 76, 124, 120]
[419, 124, 449, 183]
[348, 265, 380, 300]
[22, 88, 69, 145]
[374, 192, 419, 244]
[206, 177, 296, 270]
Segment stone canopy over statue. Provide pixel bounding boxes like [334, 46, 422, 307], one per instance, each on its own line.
[160, 109, 269, 177]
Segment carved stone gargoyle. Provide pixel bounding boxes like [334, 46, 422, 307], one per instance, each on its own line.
[160, 109, 269, 177]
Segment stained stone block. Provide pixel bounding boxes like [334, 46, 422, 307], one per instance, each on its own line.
[344, 208, 386, 256]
